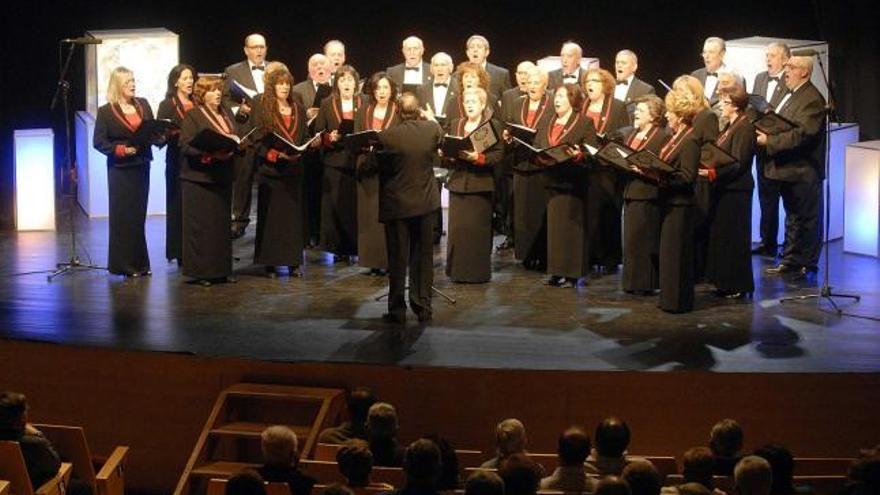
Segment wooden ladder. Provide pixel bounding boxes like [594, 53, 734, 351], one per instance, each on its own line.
[173, 383, 345, 495]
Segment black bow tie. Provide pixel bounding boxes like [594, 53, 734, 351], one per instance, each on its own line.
[768, 76, 781, 83]
[706, 72, 718, 77]
[434, 83, 448, 88]
[616, 80, 629, 86]
[251, 65, 265, 71]
[563, 73, 578, 79]
[405, 66, 419, 71]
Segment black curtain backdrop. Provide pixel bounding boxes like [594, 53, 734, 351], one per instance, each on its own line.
[1, 0, 877, 228]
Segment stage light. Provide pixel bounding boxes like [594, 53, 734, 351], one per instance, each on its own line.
[14, 129, 56, 231]
[845, 142, 880, 257]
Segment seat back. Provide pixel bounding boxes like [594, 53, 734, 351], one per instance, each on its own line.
[300, 460, 345, 484]
[794, 458, 856, 476]
[643, 456, 678, 478]
[313, 444, 343, 462]
[661, 475, 733, 493]
[1, 479, 11, 495]
[207, 478, 292, 495]
[793, 475, 848, 495]
[32, 424, 97, 489]
[95, 446, 129, 495]
[454, 450, 484, 470]
[0, 441, 35, 495]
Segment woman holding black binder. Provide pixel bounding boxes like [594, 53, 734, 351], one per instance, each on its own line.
[178, 75, 238, 286]
[314, 65, 363, 262]
[443, 87, 503, 283]
[93, 66, 156, 278]
[157, 63, 195, 266]
[253, 68, 316, 278]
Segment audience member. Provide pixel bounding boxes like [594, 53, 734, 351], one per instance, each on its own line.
[733, 456, 771, 495]
[321, 483, 356, 495]
[540, 426, 597, 492]
[753, 444, 793, 495]
[500, 454, 542, 495]
[586, 417, 641, 475]
[676, 483, 713, 495]
[336, 439, 393, 490]
[682, 447, 716, 490]
[394, 438, 442, 495]
[596, 476, 633, 495]
[844, 454, 880, 495]
[320, 387, 378, 444]
[464, 470, 505, 495]
[257, 425, 316, 495]
[709, 420, 744, 476]
[0, 391, 62, 489]
[426, 434, 461, 491]
[227, 469, 268, 495]
[622, 460, 662, 495]
[367, 402, 405, 467]
[482, 419, 529, 469]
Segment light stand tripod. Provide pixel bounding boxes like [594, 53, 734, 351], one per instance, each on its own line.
[47, 40, 106, 281]
[779, 51, 860, 312]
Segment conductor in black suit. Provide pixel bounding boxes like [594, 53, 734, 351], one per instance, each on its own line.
[223, 33, 269, 239]
[751, 42, 791, 256]
[464, 34, 511, 104]
[376, 93, 443, 324]
[387, 36, 432, 92]
[759, 55, 827, 279]
[613, 50, 655, 120]
[548, 41, 586, 89]
[691, 37, 744, 104]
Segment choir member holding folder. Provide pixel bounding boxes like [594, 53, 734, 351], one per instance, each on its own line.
[253, 69, 318, 278]
[537, 83, 598, 289]
[93, 67, 159, 278]
[621, 95, 670, 295]
[315, 65, 363, 262]
[656, 88, 702, 313]
[157, 64, 195, 266]
[179, 75, 239, 286]
[445, 62, 495, 129]
[442, 87, 503, 283]
[704, 85, 756, 298]
[353, 72, 399, 276]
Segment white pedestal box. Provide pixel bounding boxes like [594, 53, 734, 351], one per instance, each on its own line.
[844, 141, 880, 257]
[14, 129, 56, 231]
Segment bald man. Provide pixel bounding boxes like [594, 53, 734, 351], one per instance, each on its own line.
[387, 36, 432, 91]
[548, 41, 585, 89]
[324, 40, 346, 71]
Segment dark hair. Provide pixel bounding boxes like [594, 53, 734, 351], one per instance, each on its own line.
[348, 387, 377, 424]
[848, 455, 880, 492]
[165, 64, 196, 99]
[0, 391, 27, 437]
[683, 447, 715, 488]
[226, 469, 266, 495]
[558, 427, 591, 465]
[754, 444, 794, 495]
[622, 461, 661, 495]
[366, 72, 398, 105]
[595, 417, 631, 458]
[404, 438, 442, 485]
[260, 69, 297, 132]
[557, 83, 585, 111]
[709, 419, 743, 457]
[398, 92, 422, 121]
[596, 476, 632, 495]
[333, 65, 361, 98]
[718, 84, 749, 112]
[584, 68, 616, 98]
[678, 482, 713, 495]
[337, 439, 373, 487]
[499, 454, 540, 495]
[465, 470, 505, 495]
[426, 434, 460, 490]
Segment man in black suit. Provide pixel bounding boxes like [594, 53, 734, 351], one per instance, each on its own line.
[501, 61, 535, 122]
[758, 56, 827, 278]
[376, 93, 443, 324]
[419, 52, 456, 126]
[292, 54, 333, 120]
[223, 33, 269, 239]
[548, 41, 586, 90]
[324, 39, 346, 72]
[387, 36, 432, 94]
[464, 34, 511, 105]
[691, 37, 745, 104]
[0, 391, 61, 489]
[751, 42, 791, 256]
[613, 49, 655, 120]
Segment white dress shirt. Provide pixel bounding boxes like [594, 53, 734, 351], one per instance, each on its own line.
[614, 74, 634, 102]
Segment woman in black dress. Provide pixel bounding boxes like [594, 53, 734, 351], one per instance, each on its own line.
[705, 85, 756, 298]
[354, 72, 399, 276]
[178, 76, 237, 286]
[314, 65, 363, 262]
[93, 66, 156, 278]
[443, 87, 504, 283]
[621, 95, 670, 295]
[537, 83, 598, 288]
[156, 64, 195, 266]
[444, 62, 496, 130]
[656, 88, 702, 313]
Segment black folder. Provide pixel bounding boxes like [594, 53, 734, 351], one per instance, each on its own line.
[700, 142, 738, 169]
[626, 149, 675, 174]
[131, 119, 178, 146]
[506, 123, 537, 143]
[338, 119, 355, 136]
[343, 129, 381, 152]
[752, 112, 797, 135]
[441, 135, 472, 157]
[596, 141, 638, 173]
[312, 84, 332, 108]
[512, 137, 574, 164]
[229, 80, 256, 105]
[269, 131, 323, 154]
[189, 128, 242, 152]
[748, 94, 771, 114]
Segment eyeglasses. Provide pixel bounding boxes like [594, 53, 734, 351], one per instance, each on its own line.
[585, 78, 602, 83]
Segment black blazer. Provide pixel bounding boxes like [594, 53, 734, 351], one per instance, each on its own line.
[443, 94, 499, 132]
[622, 126, 671, 200]
[156, 96, 193, 172]
[713, 115, 756, 191]
[548, 67, 586, 90]
[693, 107, 720, 144]
[692, 66, 747, 104]
[376, 119, 444, 222]
[222, 60, 273, 111]
[314, 94, 365, 169]
[763, 81, 827, 183]
[453, 62, 511, 104]
[622, 77, 656, 117]
[500, 87, 527, 123]
[509, 94, 554, 173]
[354, 101, 401, 177]
[292, 78, 331, 109]
[253, 98, 311, 177]
[416, 81, 457, 121]
[444, 118, 504, 194]
[659, 128, 700, 206]
[581, 96, 629, 141]
[752, 71, 788, 108]
[178, 106, 236, 184]
[534, 112, 598, 191]
[93, 97, 155, 168]
[387, 62, 432, 88]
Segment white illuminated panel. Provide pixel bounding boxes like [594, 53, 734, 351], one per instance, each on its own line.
[844, 141, 880, 257]
[14, 129, 56, 231]
[727, 36, 828, 98]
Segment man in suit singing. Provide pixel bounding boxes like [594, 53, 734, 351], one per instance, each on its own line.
[223, 33, 270, 239]
[692, 37, 744, 104]
[548, 41, 585, 90]
[751, 42, 790, 256]
[376, 93, 443, 325]
[613, 49, 655, 120]
[324, 40, 346, 72]
[758, 55, 827, 279]
[464, 34, 511, 105]
[388, 36, 432, 93]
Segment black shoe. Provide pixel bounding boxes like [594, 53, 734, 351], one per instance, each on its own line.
[416, 310, 433, 323]
[544, 275, 562, 286]
[725, 291, 753, 299]
[265, 266, 277, 278]
[230, 225, 246, 240]
[496, 238, 514, 252]
[382, 312, 406, 324]
[124, 272, 141, 279]
[766, 263, 800, 274]
[198, 279, 212, 287]
[790, 267, 818, 281]
[558, 277, 579, 289]
[751, 244, 778, 256]
[288, 266, 303, 278]
[226, 276, 238, 284]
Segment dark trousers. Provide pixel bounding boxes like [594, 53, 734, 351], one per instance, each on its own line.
[385, 213, 436, 318]
[231, 148, 256, 229]
[780, 178, 822, 269]
[757, 160, 782, 248]
[304, 154, 323, 244]
[493, 158, 514, 237]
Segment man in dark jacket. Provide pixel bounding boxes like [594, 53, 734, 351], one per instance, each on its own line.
[0, 391, 61, 489]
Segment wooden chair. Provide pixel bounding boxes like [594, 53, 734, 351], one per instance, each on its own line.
[793, 475, 848, 495]
[33, 424, 129, 495]
[312, 485, 392, 495]
[206, 478, 292, 495]
[528, 453, 558, 475]
[642, 456, 679, 479]
[793, 458, 856, 476]
[454, 450, 484, 470]
[1, 480, 10, 495]
[662, 475, 734, 493]
[0, 441, 72, 495]
[300, 460, 346, 484]
[313, 444, 343, 462]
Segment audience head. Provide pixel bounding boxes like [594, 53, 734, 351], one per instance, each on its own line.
[347, 386, 378, 426]
[465, 470, 505, 495]
[107, 66, 136, 104]
[404, 438, 442, 486]
[765, 42, 790, 75]
[734, 456, 773, 495]
[366, 73, 398, 107]
[554, 83, 584, 115]
[466, 35, 491, 65]
[596, 476, 632, 495]
[165, 64, 195, 99]
[615, 50, 639, 82]
[426, 434, 461, 490]
[783, 56, 813, 91]
[193, 75, 224, 108]
[709, 419, 744, 458]
[402, 36, 425, 66]
[260, 425, 298, 467]
[677, 483, 713, 495]
[560, 41, 583, 74]
[633, 94, 667, 129]
[324, 40, 346, 70]
[622, 461, 661, 495]
[701, 36, 726, 72]
[754, 444, 794, 495]
[226, 469, 267, 495]
[682, 447, 715, 488]
[595, 417, 631, 458]
[499, 453, 541, 495]
[243, 34, 267, 66]
[430, 52, 454, 81]
[557, 426, 591, 466]
[846, 454, 880, 494]
[515, 61, 536, 91]
[494, 418, 527, 459]
[367, 402, 399, 440]
[0, 391, 27, 437]
[320, 484, 354, 495]
[337, 439, 374, 487]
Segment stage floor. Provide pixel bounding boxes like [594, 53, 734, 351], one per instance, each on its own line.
[1, 209, 879, 372]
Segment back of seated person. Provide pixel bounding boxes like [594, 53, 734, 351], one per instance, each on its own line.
[733, 456, 771, 495]
[708, 420, 744, 476]
[541, 426, 597, 493]
[425, 434, 461, 491]
[465, 470, 504, 495]
[622, 460, 661, 495]
[320, 387, 377, 445]
[673, 483, 713, 495]
[367, 403, 405, 467]
[0, 391, 62, 488]
[500, 453, 542, 495]
[257, 425, 316, 495]
[337, 439, 393, 491]
[397, 438, 442, 495]
[586, 417, 640, 476]
[482, 419, 528, 469]
[753, 444, 793, 495]
[843, 454, 880, 495]
[228, 469, 268, 495]
[322, 483, 357, 495]
[682, 447, 716, 490]
[596, 476, 632, 495]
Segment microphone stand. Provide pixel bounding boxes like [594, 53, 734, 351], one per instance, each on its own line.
[47, 40, 106, 281]
[779, 51, 860, 312]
